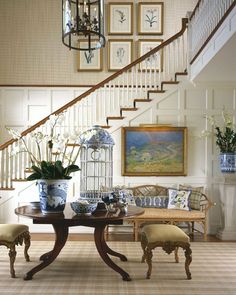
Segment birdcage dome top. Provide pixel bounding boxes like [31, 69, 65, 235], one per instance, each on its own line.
[79, 125, 115, 148]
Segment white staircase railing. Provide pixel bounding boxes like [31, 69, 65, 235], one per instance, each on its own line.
[0, 18, 188, 190]
[189, 0, 235, 64]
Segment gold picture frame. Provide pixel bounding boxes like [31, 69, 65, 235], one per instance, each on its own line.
[138, 39, 163, 71]
[77, 41, 103, 71]
[108, 2, 133, 35]
[108, 39, 133, 71]
[122, 126, 187, 176]
[138, 2, 164, 35]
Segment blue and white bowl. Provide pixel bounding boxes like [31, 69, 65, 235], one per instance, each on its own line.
[70, 199, 98, 215]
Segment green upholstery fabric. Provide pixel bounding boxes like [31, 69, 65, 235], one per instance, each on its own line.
[0, 224, 29, 242]
[142, 224, 190, 243]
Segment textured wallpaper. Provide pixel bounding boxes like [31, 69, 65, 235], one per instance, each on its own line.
[0, 0, 197, 85]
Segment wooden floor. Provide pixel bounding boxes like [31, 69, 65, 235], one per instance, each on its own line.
[30, 232, 221, 242]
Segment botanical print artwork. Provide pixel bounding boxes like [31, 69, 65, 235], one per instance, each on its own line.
[139, 40, 163, 70]
[108, 40, 132, 71]
[108, 3, 133, 35]
[78, 41, 102, 71]
[116, 47, 125, 64]
[122, 127, 187, 176]
[138, 3, 164, 35]
[84, 51, 95, 64]
[144, 7, 159, 29]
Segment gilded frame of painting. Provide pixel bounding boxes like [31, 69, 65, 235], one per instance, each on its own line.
[121, 126, 187, 176]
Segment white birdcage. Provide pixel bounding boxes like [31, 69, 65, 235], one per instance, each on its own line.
[79, 126, 115, 200]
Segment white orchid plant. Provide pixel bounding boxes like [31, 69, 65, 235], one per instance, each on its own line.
[200, 110, 236, 153]
[7, 112, 96, 180]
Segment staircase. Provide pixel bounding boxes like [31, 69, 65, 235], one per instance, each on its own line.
[1, 0, 235, 191]
[0, 18, 188, 191]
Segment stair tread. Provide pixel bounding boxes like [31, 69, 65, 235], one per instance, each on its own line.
[161, 81, 179, 84]
[120, 107, 138, 111]
[134, 99, 152, 102]
[107, 116, 125, 119]
[148, 90, 165, 93]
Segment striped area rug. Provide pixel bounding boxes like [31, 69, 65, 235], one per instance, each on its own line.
[0, 241, 236, 295]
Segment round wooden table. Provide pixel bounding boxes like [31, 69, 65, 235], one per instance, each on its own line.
[15, 204, 144, 281]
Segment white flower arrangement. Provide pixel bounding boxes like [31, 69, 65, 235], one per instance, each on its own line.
[7, 112, 96, 180]
[200, 110, 236, 153]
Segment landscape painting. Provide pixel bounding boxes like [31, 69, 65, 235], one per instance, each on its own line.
[122, 126, 187, 176]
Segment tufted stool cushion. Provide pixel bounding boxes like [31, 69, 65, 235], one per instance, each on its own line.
[0, 224, 31, 278]
[0, 224, 29, 242]
[141, 224, 192, 280]
[142, 224, 190, 243]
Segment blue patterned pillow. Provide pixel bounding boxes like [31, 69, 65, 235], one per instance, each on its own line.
[134, 195, 168, 208]
[167, 189, 191, 211]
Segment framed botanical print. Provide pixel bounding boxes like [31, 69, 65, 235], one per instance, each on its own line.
[108, 39, 133, 71]
[77, 41, 103, 71]
[138, 2, 164, 35]
[138, 39, 163, 71]
[121, 126, 187, 176]
[108, 2, 133, 35]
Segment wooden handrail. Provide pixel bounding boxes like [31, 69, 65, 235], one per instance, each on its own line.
[189, 0, 202, 21]
[0, 18, 188, 151]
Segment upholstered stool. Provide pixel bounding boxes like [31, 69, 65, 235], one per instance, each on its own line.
[141, 224, 192, 280]
[0, 224, 31, 278]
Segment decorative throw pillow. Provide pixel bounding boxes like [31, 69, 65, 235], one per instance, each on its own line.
[118, 189, 136, 205]
[167, 189, 191, 211]
[179, 184, 204, 210]
[134, 195, 168, 208]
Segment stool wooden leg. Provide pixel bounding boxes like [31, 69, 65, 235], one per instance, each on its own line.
[174, 247, 179, 263]
[140, 234, 147, 263]
[184, 246, 192, 280]
[8, 245, 16, 278]
[146, 247, 153, 279]
[24, 232, 31, 262]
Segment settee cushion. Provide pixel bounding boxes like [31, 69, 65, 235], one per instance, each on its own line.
[167, 189, 191, 211]
[134, 195, 168, 208]
[179, 185, 204, 210]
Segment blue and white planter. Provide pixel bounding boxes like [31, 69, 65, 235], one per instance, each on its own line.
[37, 179, 70, 214]
[219, 153, 236, 173]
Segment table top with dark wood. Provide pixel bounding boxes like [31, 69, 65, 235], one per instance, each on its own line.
[15, 204, 144, 225]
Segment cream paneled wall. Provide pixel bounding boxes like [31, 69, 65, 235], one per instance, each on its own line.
[0, 0, 196, 85]
[0, 82, 235, 234]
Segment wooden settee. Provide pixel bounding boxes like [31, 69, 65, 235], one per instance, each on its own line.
[126, 185, 213, 241]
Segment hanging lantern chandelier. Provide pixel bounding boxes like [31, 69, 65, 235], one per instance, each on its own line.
[62, 0, 105, 51]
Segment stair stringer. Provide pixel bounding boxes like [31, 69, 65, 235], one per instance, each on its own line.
[108, 76, 188, 134]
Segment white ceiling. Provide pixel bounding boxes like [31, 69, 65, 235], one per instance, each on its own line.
[194, 33, 236, 82]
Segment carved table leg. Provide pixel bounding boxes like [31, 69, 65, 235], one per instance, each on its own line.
[24, 224, 68, 280]
[101, 231, 127, 262]
[94, 225, 131, 281]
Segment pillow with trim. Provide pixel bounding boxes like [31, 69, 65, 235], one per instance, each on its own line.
[134, 195, 168, 208]
[167, 189, 191, 211]
[179, 184, 204, 210]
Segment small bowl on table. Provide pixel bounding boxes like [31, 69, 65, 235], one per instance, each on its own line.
[70, 199, 98, 215]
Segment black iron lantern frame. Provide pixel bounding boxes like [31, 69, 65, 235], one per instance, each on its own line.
[62, 0, 105, 51]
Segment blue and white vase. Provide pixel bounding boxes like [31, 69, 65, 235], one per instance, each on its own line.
[219, 153, 236, 173]
[37, 179, 70, 214]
